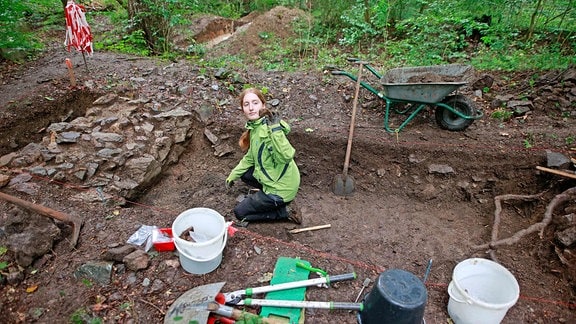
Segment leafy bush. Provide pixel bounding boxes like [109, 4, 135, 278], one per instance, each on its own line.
[0, 0, 46, 61]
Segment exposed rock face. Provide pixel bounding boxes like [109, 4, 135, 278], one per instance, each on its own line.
[0, 94, 200, 201]
[3, 207, 61, 267]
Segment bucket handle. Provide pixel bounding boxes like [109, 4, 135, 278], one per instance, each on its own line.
[448, 281, 473, 305]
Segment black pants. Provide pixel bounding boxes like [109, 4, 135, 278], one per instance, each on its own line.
[234, 167, 290, 221]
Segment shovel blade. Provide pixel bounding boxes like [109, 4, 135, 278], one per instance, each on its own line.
[164, 282, 226, 324]
[332, 174, 355, 196]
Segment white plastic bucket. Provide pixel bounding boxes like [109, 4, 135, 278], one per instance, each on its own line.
[447, 258, 520, 324]
[175, 230, 227, 275]
[172, 208, 227, 274]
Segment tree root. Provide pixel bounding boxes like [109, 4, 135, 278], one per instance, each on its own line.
[473, 187, 576, 255]
[0, 191, 83, 248]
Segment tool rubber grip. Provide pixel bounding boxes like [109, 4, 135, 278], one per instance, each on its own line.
[332, 302, 364, 311]
[328, 272, 357, 284]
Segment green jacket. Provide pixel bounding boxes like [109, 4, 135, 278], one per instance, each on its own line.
[227, 117, 300, 202]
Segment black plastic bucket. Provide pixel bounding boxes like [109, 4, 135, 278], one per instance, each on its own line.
[358, 269, 427, 324]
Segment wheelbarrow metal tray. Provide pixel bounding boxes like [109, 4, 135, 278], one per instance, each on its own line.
[380, 64, 474, 84]
[379, 64, 474, 103]
[380, 82, 467, 103]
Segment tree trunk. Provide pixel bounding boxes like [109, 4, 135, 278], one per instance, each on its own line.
[363, 0, 370, 24]
[527, 0, 544, 40]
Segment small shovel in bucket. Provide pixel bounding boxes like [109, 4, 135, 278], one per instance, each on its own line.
[333, 61, 365, 196]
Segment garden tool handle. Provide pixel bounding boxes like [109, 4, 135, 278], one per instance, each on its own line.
[327, 272, 357, 283]
[240, 298, 364, 311]
[295, 261, 327, 276]
[342, 61, 363, 176]
[347, 57, 370, 65]
[224, 272, 357, 304]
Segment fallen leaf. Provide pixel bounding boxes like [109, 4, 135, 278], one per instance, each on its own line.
[92, 303, 108, 312]
[257, 272, 273, 283]
[26, 285, 38, 293]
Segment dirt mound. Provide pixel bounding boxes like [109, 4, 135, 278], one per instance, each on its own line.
[207, 6, 310, 58]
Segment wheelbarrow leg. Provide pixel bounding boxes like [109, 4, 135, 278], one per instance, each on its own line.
[383, 100, 428, 133]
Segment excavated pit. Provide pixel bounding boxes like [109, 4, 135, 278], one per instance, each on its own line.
[0, 20, 574, 320]
[0, 90, 98, 156]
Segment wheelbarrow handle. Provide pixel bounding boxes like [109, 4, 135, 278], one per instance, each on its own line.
[347, 57, 370, 65]
[239, 298, 364, 311]
[330, 70, 347, 75]
[224, 272, 357, 304]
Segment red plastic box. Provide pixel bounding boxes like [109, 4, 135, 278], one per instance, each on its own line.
[152, 228, 175, 252]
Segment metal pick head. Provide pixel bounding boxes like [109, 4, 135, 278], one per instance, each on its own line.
[164, 282, 226, 324]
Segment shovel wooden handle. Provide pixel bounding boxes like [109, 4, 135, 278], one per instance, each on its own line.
[342, 62, 363, 176]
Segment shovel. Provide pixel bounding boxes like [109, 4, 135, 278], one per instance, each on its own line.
[165, 276, 364, 324]
[333, 61, 364, 196]
[164, 282, 284, 324]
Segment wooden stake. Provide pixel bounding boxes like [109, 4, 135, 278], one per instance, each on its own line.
[65, 58, 76, 87]
[289, 224, 331, 234]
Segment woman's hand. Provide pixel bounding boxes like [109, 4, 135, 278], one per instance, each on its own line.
[259, 108, 281, 126]
[267, 112, 281, 125]
[225, 179, 234, 189]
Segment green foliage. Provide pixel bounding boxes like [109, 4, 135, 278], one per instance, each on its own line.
[390, 8, 476, 65]
[81, 278, 93, 288]
[0, 0, 52, 61]
[258, 34, 297, 71]
[523, 133, 535, 148]
[98, 29, 150, 56]
[0, 261, 7, 281]
[491, 108, 513, 122]
[199, 53, 245, 70]
[338, 0, 391, 47]
[470, 44, 575, 71]
[119, 302, 132, 311]
[69, 308, 102, 324]
[0, 0, 574, 71]
[0, 246, 7, 281]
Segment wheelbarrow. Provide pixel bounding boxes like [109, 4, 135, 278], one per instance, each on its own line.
[164, 272, 363, 324]
[329, 58, 484, 133]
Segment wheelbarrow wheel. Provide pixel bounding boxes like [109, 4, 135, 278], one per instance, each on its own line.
[435, 94, 477, 131]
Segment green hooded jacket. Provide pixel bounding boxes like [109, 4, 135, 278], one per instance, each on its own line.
[226, 117, 300, 202]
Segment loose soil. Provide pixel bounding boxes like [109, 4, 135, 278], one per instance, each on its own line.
[1, 6, 575, 324]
